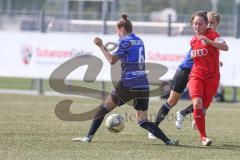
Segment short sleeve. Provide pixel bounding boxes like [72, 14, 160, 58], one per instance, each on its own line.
[113, 40, 132, 58]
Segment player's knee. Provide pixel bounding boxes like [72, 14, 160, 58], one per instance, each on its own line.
[137, 111, 147, 123]
[101, 103, 115, 112]
[167, 97, 178, 107]
[192, 99, 202, 109]
[167, 91, 181, 107]
[103, 98, 117, 111]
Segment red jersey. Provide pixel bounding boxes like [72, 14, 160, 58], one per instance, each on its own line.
[190, 29, 220, 79]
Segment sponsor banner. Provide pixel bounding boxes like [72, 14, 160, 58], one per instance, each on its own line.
[0, 32, 239, 86]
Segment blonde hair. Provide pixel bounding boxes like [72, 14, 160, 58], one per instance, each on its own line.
[207, 11, 221, 24]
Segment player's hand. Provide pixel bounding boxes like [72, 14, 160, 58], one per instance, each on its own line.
[197, 35, 208, 45]
[94, 37, 103, 47]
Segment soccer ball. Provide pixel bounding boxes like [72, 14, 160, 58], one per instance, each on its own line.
[105, 114, 125, 133]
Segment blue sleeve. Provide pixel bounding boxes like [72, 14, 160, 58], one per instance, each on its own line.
[178, 48, 193, 69]
[186, 49, 192, 59]
[113, 40, 132, 58]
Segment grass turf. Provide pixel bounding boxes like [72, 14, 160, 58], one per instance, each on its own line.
[0, 77, 240, 102]
[0, 94, 240, 160]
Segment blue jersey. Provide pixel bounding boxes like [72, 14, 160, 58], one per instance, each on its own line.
[178, 48, 194, 69]
[113, 33, 149, 89]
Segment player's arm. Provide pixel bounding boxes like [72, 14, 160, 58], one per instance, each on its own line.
[94, 37, 118, 65]
[197, 35, 229, 51]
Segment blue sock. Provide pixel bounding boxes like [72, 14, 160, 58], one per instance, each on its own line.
[180, 104, 193, 117]
[154, 102, 171, 126]
[139, 119, 170, 143]
[87, 105, 110, 137]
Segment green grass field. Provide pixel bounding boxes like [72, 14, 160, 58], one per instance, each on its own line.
[0, 77, 240, 102]
[0, 94, 240, 160]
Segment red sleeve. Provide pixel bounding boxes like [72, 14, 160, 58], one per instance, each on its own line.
[206, 29, 220, 41]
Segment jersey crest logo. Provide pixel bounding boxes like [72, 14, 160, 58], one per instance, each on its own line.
[191, 49, 208, 58]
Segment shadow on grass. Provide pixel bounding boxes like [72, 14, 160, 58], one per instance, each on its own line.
[168, 144, 240, 151]
[221, 144, 240, 149]
[96, 140, 165, 146]
[95, 140, 240, 151]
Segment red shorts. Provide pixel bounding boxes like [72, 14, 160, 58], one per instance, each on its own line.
[188, 76, 219, 108]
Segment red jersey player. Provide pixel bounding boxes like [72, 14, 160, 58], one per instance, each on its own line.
[176, 11, 228, 130]
[188, 11, 228, 146]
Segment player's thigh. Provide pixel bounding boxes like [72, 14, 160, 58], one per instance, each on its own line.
[188, 77, 204, 100]
[111, 83, 135, 106]
[134, 96, 149, 111]
[172, 68, 191, 93]
[191, 97, 203, 109]
[103, 94, 118, 111]
[203, 79, 219, 108]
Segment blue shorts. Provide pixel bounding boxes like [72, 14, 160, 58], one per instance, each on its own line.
[111, 82, 149, 111]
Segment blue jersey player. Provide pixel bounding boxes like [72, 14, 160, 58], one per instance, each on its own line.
[148, 48, 194, 139]
[72, 14, 179, 145]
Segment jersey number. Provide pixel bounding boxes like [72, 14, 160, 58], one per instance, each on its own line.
[138, 46, 144, 70]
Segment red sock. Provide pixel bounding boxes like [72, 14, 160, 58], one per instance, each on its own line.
[194, 108, 206, 139]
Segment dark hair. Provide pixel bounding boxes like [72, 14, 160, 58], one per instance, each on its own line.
[190, 11, 208, 26]
[116, 14, 133, 33]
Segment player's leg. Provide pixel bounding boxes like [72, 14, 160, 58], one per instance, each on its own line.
[189, 77, 211, 146]
[192, 97, 212, 146]
[176, 80, 218, 130]
[72, 95, 117, 142]
[177, 103, 208, 130]
[191, 107, 206, 130]
[135, 98, 179, 145]
[198, 79, 219, 145]
[192, 98, 206, 138]
[72, 83, 129, 142]
[175, 103, 193, 129]
[180, 104, 194, 117]
[155, 90, 182, 126]
[154, 68, 190, 126]
[86, 96, 117, 137]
